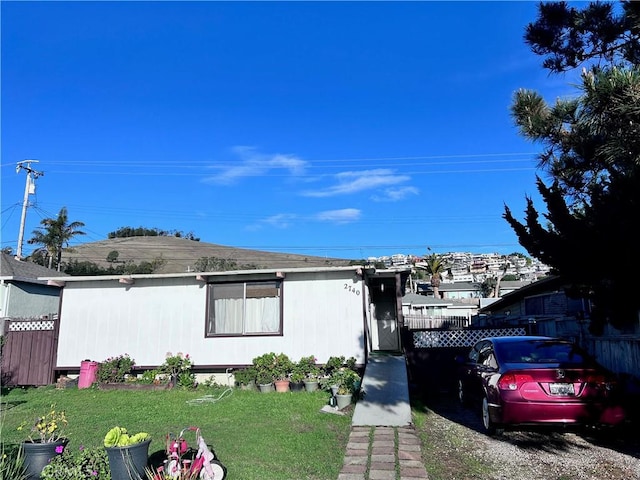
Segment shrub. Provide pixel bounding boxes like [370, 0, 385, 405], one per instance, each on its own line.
[40, 445, 110, 480]
[252, 352, 277, 384]
[97, 354, 135, 383]
[324, 356, 346, 374]
[273, 353, 293, 381]
[138, 369, 163, 385]
[233, 366, 257, 386]
[294, 355, 321, 382]
[161, 352, 194, 388]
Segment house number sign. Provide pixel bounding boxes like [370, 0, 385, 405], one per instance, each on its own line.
[344, 284, 360, 295]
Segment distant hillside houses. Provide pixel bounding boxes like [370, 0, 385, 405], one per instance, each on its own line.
[368, 251, 550, 283]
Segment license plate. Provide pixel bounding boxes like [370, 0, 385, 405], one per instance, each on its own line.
[550, 383, 575, 395]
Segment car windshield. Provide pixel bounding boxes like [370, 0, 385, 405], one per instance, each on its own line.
[495, 340, 591, 365]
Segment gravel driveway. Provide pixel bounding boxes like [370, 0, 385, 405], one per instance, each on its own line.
[417, 391, 640, 480]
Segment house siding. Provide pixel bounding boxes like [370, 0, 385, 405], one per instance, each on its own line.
[56, 270, 367, 370]
[0, 283, 61, 334]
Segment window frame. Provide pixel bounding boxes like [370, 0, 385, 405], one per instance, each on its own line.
[205, 279, 284, 337]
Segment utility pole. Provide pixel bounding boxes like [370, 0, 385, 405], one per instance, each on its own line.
[15, 160, 44, 260]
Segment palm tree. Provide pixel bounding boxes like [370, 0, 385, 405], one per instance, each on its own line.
[28, 207, 86, 271]
[418, 253, 448, 299]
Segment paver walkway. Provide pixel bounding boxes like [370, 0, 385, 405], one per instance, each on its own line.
[337, 354, 429, 479]
[338, 426, 429, 480]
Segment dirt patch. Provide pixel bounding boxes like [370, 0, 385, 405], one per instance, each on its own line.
[415, 391, 640, 480]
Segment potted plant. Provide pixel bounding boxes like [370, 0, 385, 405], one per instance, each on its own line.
[333, 368, 361, 410]
[273, 353, 293, 392]
[233, 366, 257, 390]
[320, 356, 346, 395]
[161, 352, 194, 388]
[252, 352, 277, 392]
[289, 361, 306, 392]
[103, 426, 151, 480]
[297, 355, 321, 392]
[17, 403, 69, 480]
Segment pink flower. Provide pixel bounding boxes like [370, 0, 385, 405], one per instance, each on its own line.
[55, 445, 65, 454]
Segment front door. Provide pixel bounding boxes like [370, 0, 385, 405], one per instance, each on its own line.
[371, 301, 400, 351]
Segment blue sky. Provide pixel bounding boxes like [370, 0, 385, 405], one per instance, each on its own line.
[1, 1, 583, 261]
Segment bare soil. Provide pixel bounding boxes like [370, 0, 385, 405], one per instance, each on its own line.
[415, 390, 640, 480]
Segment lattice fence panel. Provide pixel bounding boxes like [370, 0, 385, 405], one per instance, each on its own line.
[413, 327, 527, 348]
[8, 320, 55, 332]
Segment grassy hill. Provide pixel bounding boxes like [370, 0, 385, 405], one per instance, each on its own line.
[61, 236, 353, 274]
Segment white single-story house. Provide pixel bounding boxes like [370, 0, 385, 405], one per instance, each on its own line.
[40, 265, 411, 378]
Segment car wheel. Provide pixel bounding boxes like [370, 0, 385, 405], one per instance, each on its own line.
[458, 380, 468, 407]
[481, 396, 503, 436]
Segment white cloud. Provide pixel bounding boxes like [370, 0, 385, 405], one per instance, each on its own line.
[303, 169, 410, 197]
[203, 146, 308, 184]
[263, 213, 299, 229]
[371, 186, 420, 202]
[315, 208, 361, 224]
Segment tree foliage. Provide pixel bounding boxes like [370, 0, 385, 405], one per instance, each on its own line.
[505, 1, 640, 332]
[27, 207, 86, 271]
[416, 253, 449, 298]
[525, 1, 640, 73]
[193, 256, 263, 272]
[107, 226, 199, 241]
[63, 257, 167, 276]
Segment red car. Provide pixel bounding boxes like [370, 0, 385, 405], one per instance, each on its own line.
[457, 336, 626, 435]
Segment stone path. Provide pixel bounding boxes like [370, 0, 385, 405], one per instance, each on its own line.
[338, 425, 429, 480]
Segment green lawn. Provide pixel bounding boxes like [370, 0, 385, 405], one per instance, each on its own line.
[1, 384, 354, 480]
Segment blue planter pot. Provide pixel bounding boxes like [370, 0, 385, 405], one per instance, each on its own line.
[22, 438, 69, 480]
[105, 439, 151, 480]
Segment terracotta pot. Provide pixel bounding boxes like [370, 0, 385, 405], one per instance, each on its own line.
[274, 379, 290, 392]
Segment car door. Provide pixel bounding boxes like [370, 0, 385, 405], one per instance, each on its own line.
[476, 341, 499, 400]
[460, 340, 491, 405]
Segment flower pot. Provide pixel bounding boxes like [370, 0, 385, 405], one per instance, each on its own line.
[274, 379, 290, 392]
[336, 393, 353, 410]
[105, 439, 151, 480]
[330, 385, 340, 397]
[22, 438, 69, 480]
[237, 380, 256, 391]
[304, 380, 319, 392]
[290, 381, 304, 392]
[258, 382, 274, 393]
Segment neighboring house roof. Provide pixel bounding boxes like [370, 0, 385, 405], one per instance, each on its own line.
[438, 282, 479, 291]
[0, 253, 68, 284]
[402, 293, 454, 307]
[499, 280, 534, 291]
[478, 275, 563, 314]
